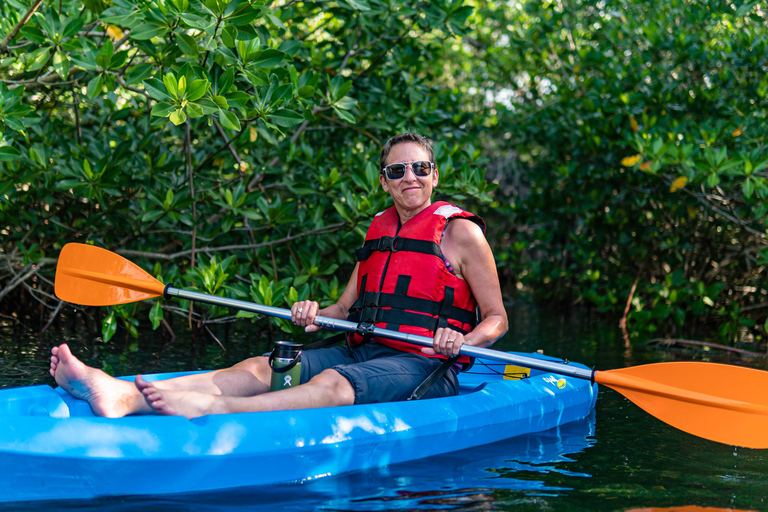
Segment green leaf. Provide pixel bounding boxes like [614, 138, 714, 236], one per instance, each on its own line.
[0, 146, 21, 161]
[125, 63, 154, 85]
[149, 301, 163, 330]
[743, 177, 754, 198]
[185, 79, 208, 101]
[217, 67, 235, 95]
[268, 109, 303, 127]
[143, 78, 170, 101]
[62, 17, 85, 38]
[267, 13, 285, 29]
[250, 49, 285, 68]
[53, 51, 70, 79]
[70, 52, 98, 71]
[224, 91, 251, 108]
[176, 32, 199, 56]
[100, 38, 115, 60]
[332, 201, 353, 222]
[20, 26, 47, 44]
[297, 85, 314, 98]
[178, 13, 212, 30]
[227, 5, 264, 25]
[218, 109, 241, 131]
[82, 159, 93, 179]
[195, 98, 220, 115]
[27, 47, 51, 72]
[177, 75, 187, 98]
[109, 50, 129, 69]
[102, 312, 117, 342]
[82, 0, 105, 15]
[333, 106, 355, 124]
[86, 75, 104, 99]
[130, 23, 168, 40]
[163, 73, 179, 100]
[185, 102, 204, 118]
[169, 109, 187, 125]
[344, 0, 370, 9]
[334, 96, 357, 110]
[151, 102, 176, 117]
[220, 25, 238, 47]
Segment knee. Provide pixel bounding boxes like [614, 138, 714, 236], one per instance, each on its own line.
[309, 369, 355, 407]
[232, 356, 270, 379]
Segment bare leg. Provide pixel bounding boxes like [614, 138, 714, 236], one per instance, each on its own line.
[50, 343, 272, 417]
[136, 369, 356, 419]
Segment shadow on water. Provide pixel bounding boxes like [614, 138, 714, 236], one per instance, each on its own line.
[2, 304, 768, 511]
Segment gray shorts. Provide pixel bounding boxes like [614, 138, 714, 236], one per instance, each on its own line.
[298, 343, 459, 404]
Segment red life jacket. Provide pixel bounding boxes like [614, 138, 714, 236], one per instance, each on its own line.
[346, 201, 485, 361]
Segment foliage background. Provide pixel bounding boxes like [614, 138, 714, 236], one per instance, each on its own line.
[1, 0, 766, 352]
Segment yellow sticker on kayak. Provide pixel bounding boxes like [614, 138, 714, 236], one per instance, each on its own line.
[557, 378, 567, 389]
[503, 365, 531, 380]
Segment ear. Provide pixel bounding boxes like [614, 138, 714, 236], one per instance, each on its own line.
[379, 173, 389, 193]
[433, 168, 439, 188]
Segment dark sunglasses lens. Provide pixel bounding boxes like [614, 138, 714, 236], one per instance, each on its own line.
[386, 164, 406, 180]
[412, 161, 431, 176]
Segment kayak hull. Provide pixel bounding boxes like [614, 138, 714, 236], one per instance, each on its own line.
[0, 352, 597, 503]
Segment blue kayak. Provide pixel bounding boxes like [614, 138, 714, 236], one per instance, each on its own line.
[0, 352, 597, 503]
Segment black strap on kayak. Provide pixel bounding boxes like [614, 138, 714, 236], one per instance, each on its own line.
[408, 355, 460, 401]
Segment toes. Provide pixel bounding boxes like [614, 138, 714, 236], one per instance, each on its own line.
[135, 374, 150, 391]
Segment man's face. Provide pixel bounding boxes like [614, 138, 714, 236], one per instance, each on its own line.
[379, 142, 438, 213]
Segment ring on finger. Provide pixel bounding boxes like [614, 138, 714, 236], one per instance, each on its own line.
[297, 308, 303, 314]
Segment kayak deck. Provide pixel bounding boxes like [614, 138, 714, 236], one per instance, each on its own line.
[0, 352, 597, 503]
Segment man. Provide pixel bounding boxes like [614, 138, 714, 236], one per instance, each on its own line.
[50, 132, 508, 418]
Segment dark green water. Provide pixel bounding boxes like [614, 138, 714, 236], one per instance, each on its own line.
[1, 305, 767, 511]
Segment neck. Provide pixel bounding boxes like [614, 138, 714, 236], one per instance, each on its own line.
[395, 200, 432, 225]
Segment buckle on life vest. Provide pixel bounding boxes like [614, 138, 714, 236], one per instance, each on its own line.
[356, 322, 376, 338]
[379, 235, 400, 253]
[363, 291, 381, 308]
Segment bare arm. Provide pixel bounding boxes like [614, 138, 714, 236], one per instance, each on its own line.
[291, 264, 359, 331]
[428, 218, 508, 356]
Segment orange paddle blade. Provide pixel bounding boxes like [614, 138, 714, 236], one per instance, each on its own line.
[55, 243, 166, 306]
[596, 362, 768, 449]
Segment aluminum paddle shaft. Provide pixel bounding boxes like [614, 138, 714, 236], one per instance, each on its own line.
[165, 286, 595, 381]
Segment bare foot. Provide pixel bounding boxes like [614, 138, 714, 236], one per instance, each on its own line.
[136, 375, 219, 419]
[50, 343, 150, 417]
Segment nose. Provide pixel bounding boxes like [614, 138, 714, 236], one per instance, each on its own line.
[402, 164, 418, 181]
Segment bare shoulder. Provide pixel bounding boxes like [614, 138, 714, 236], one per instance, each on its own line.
[442, 218, 492, 280]
[444, 217, 487, 247]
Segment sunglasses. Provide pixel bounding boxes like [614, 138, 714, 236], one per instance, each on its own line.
[381, 161, 435, 180]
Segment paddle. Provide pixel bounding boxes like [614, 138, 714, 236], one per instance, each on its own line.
[54, 243, 768, 449]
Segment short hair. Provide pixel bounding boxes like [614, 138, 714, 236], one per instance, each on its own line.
[379, 132, 435, 171]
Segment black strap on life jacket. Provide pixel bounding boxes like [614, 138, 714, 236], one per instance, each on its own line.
[355, 236, 442, 262]
[347, 274, 476, 334]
